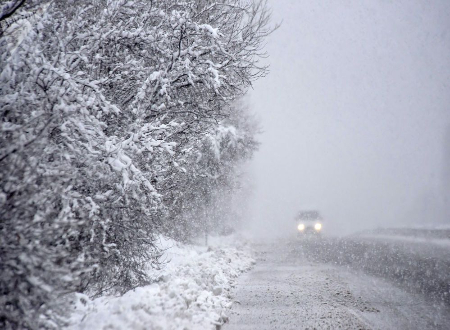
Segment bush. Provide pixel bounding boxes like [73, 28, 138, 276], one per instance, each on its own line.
[0, 0, 272, 328]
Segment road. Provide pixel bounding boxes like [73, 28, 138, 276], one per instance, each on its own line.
[225, 237, 450, 330]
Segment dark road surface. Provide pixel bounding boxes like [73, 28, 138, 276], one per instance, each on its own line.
[226, 236, 450, 330]
[305, 234, 450, 305]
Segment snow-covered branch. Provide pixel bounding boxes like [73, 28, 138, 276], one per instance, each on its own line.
[0, 1, 272, 328]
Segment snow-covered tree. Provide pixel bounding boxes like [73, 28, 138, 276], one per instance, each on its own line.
[162, 99, 259, 242]
[0, 0, 273, 328]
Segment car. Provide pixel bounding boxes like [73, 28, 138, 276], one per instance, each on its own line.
[296, 210, 323, 237]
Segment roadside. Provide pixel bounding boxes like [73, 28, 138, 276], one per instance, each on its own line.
[66, 235, 255, 330]
[225, 239, 450, 330]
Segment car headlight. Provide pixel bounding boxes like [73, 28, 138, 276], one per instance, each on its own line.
[297, 224, 305, 231]
[314, 223, 322, 231]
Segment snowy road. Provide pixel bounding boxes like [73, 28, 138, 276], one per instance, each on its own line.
[226, 238, 450, 330]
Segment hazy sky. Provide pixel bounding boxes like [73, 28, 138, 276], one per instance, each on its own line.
[247, 0, 450, 236]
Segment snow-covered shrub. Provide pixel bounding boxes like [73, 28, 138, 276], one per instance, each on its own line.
[164, 101, 259, 241]
[0, 0, 272, 328]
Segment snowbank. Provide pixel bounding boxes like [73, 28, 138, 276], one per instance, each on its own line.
[66, 235, 254, 330]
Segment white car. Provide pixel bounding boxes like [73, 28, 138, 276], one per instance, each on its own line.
[296, 210, 323, 237]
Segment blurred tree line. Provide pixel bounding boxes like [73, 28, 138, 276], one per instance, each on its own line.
[0, 0, 273, 328]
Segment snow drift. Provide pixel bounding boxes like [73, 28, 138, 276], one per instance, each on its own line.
[67, 235, 255, 330]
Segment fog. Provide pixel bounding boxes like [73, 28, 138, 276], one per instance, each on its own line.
[247, 0, 450, 237]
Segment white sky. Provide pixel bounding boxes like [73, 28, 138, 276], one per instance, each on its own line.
[247, 0, 450, 236]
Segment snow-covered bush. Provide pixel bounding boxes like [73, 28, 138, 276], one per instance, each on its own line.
[164, 101, 259, 241]
[0, 0, 272, 328]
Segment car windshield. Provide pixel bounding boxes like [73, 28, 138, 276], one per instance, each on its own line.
[297, 211, 321, 221]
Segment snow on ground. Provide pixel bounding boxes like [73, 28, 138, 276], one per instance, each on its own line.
[226, 239, 450, 330]
[360, 234, 450, 248]
[66, 235, 255, 330]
